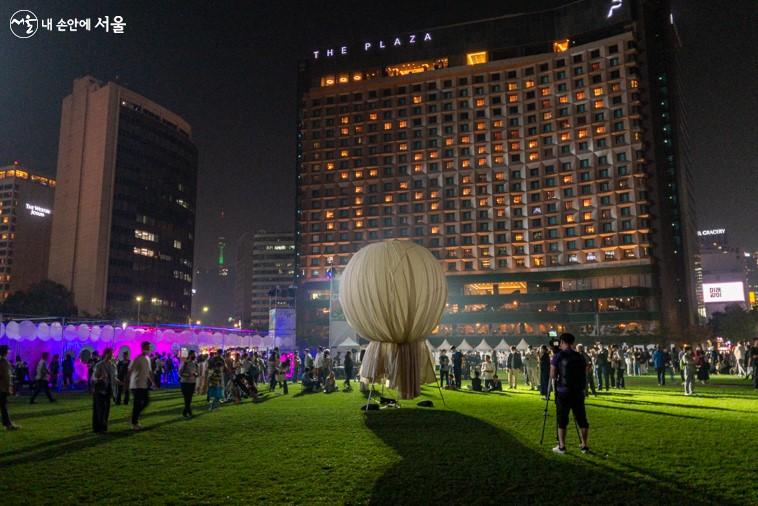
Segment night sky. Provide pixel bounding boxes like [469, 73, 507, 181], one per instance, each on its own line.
[1, 0, 756, 284]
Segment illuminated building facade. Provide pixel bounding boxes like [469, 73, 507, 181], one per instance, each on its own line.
[0, 163, 55, 300]
[48, 76, 198, 321]
[296, 0, 697, 343]
[234, 231, 296, 331]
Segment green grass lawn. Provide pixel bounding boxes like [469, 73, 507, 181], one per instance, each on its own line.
[1, 374, 756, 505]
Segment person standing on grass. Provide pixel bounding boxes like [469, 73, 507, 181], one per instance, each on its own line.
[451, 346, 463, 388]
[749, 339, 758, 388]
[550, 333, 590, 455]
[576, 344, 596, 397]
[438, 349, 450, 388]
[127, 341, 154, 431]
[207, 362, 224, 410]
[115, 350, 130, 405]
[279, 358, 290, 395]
[30, 352, 56, 404]
[613, 346, 625, 389]
[1, 345, 20, 430]
[50, 354, 60, 392]
[152, 353, 163, 390]
[62, 353, 74, 389]
[596, 345, 610, 392]
[179, 351, 198, 418]
[539, 345, 551, 399]
[653, 346, 667, 386]
[343, 351, 354, 390]
[680, 346, 696, 396]
[506, 346, 522, 389]
[14, 356, 28, 395]
[92, 348, 119, 434]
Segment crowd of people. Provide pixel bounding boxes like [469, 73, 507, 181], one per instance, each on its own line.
[1, 337, 756, 433]
[0, 342, 363, 433]
[437, 339, 758, 398]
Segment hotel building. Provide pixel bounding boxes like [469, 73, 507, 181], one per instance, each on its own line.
[234, 231, 296, 331]
[296, 0, 697, 344]
[48, 76, 198, 321]
[0, 163, 55, 300]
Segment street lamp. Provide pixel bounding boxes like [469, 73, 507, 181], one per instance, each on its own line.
[135, 295, 143, 325]
[202, 305, 209, 313]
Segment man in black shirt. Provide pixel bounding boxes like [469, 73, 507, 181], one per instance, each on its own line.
[750, 339, 758, 389]
[550, 333, 590, 455]
[115, 350, 131, 405]
[451, 346, 463, 388]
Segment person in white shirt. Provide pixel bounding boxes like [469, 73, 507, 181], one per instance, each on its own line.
[127, 342, 154, 430]
[481, 355, 495, 390]
[30, 352, 55, 404]
[734, 343, 745, 377]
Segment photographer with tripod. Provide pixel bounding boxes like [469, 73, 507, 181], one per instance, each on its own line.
[549, 333, 590, 455]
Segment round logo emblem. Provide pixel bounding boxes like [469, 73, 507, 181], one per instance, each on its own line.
[9, 10, 39, 39]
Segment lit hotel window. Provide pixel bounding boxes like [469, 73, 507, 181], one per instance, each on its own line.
[399, 120, 408, 128]
[630, 79, 639, 88]
[461, 160, 471, 168]
[595, 126, 606, 134]
[575, 91, 586, 100]
[340, 171, 349, 180]
[413, 164, 424, 173]
[431, 226, 440, 234]
[340, 127, 349, 135]
[354, 170, 363, 178]
[525, 80, 535, 89]
[133, 247, 155, 257]
[494, 156, 505, 164]
[369, 169, 378, 177]
[412, 95, 423, 104]
[559, 95, 569, 104]
[369, 112, 378, 120]
[553, 39, 570, 53]
[383, 122, 392, 130]
[354, 186, 363, 194]
[508, 95, 518, 103]
[340, 150, 349, 157]
[563, 175, 574, 184]
[578, 129, 588, 139]
[528, 152, 539, 161]
[355, 220, 363, 228]
[326, 162, 335, 170]
[399, 181, 409, 189]
[560, 132, 571, 141]
[340, 116, 349, 125]
[466, 51, 488, 65]
[325, 211, 334, 219]
[593, 100, 604, 109]
[399, 143, 408, 151]
[475, 98, 486, 107]
[354, 197, 363, 205]
[384, 195, 393, 203]
[540, 87, 551, 96]
[507, 82, 518, 91]
[528, 140, 538, 149]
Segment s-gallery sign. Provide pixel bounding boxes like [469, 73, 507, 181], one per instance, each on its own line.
[312, 32, 432, 59]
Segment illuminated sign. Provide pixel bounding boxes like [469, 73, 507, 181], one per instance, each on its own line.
[703, 282, 745, 304]
[25, 203, 51, 217]
[607, 0, 623, 18]
[313, 32, 432, 59]
[697, 228, 726, 237]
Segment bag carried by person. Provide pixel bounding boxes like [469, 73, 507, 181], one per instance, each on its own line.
[558, 350, 587, 392]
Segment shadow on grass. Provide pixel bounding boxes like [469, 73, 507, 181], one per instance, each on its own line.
[589, 403, 703, 420]
[602, 398, 752, 413]
[10, 406, 88, 421]
[364, 409, 727, 505]
[0, 410, 210, 468]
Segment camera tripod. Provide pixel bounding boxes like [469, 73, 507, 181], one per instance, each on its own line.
[539, 379, 581, 446]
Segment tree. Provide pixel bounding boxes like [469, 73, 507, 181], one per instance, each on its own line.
[1, 280, 77, 317]
[708, 305, 758, 341]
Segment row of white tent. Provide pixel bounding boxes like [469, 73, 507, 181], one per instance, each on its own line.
[0, 321, 278, 349]
[430, 338, 535, 352]
[328, 336, 536, 352]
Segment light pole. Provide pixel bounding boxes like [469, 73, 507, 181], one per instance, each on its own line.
[135, 295, 143, 325]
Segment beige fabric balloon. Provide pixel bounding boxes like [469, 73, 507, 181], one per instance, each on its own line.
[339, 240, 447, 399]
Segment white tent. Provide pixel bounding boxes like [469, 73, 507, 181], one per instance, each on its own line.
[494, 338, 511, 351]
[475, 338, 493, 353]
[457, 339, 474, 352]
[337, 336, 360, 348]
[436, 338, 453, 351]
[516, 338, 530, 351]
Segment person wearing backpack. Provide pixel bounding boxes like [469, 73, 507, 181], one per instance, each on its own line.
[550, 333, 590, 455]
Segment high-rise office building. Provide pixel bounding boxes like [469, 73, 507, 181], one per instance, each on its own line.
[0, 163, 55, 300]
[48, 76, 198, 321]
[296, 0, 697, 343]
[234, 231, 295, 331]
